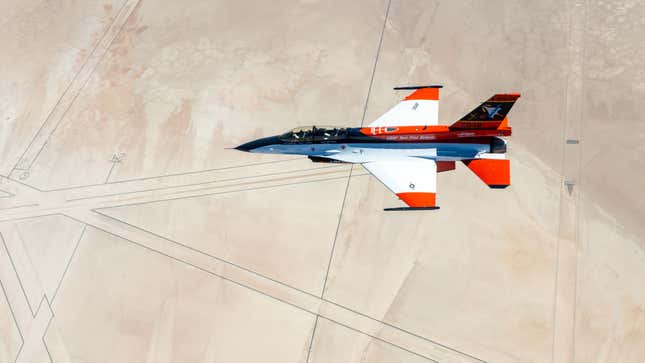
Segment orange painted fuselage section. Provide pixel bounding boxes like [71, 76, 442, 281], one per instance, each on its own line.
[358, 124, 511, 142]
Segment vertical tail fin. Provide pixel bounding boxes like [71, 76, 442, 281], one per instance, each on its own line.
[450, 93, 520, 130]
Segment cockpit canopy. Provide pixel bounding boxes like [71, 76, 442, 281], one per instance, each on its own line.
[279, 126, 348, 143]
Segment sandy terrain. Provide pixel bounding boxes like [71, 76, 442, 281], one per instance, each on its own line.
[1, 0, 644, 362]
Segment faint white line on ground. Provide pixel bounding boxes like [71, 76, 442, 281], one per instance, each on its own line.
[51, 225, 87, 303]
[321, 0, 392, 300]
[72, 208, 484, 363]
[19, 157, 303, 193]
[551, 0, 587, 362]
[305, 315, 319, 362]
[9, 0, 141, 176]
[67, 164, 346, 202]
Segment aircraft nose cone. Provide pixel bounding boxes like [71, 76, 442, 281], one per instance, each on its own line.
[235, 141, 254, 152]
[234, 136, 281, 152]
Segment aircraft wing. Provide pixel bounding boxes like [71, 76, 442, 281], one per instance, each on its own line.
[368, 86, 441, 127]
[362, 157, 438, 209]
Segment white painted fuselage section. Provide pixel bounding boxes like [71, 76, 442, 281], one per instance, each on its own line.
[251, 142, 498, 163]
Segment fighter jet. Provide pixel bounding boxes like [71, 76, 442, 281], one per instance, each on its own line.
[235, 86, 520, 210]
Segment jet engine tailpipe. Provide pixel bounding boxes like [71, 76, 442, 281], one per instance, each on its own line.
[490, 137, 507, 153]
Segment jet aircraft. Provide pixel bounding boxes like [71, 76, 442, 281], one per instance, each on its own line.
[235, 86, 520, 210]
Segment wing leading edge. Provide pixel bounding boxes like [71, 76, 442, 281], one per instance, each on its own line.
[362, 158, 438, 209]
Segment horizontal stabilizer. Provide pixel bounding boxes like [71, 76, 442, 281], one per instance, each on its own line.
[463, 159, 510, 188]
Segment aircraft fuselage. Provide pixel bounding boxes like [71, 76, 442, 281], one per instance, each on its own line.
[234, 88, 519, 209]
[236, 125, 509, 163]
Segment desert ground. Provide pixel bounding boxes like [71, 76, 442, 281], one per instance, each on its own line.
[1, 0, 644, 362]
